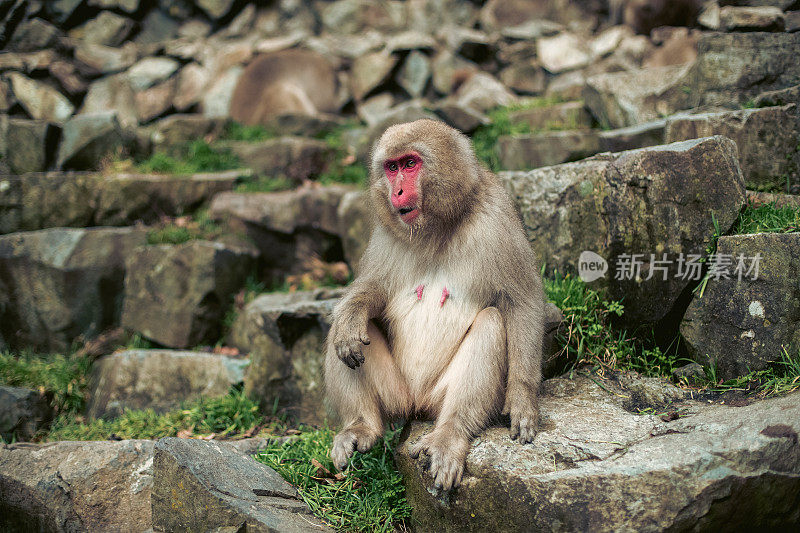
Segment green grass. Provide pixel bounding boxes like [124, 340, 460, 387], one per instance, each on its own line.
[223, 122, 280, 142]
[234, 176, 294, 193]
[255, 427, 411, 532]
[733, 201, 800, 234]
[700, 346, 800, 397]
[137, 140, 241, 174]
[146, 209, 223, 245]
[317, 124, 370, 187]
[47, 386, 263, 441]
[0, 351, 91, 416]
[544, 273, 681, 377]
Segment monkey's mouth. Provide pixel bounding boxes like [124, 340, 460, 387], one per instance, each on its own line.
[397, 206, 419, 224]
[398, 207, 416, 216]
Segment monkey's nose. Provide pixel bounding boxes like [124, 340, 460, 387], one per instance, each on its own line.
[396, 188, 403, 196]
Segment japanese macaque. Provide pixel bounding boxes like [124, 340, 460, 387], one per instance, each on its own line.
[324, 119, 545, 490]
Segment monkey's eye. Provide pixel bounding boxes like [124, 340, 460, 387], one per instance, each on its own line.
[387, 162, 398, 172]
[405, 158, 416, 169]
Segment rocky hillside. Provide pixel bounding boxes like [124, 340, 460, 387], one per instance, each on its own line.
[1, 0, 800, 531]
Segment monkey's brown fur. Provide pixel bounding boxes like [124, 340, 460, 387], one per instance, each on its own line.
[229, 50, 338, 126]
[324, 119, 545, 490]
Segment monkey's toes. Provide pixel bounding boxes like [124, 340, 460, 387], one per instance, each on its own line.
[331, 432, 357, 471]
[428, 448, 464, 490]
[511, 416, 538, 444]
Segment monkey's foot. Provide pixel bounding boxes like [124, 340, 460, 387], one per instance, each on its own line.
[504, 393, 540, 444]
[410, 431, 469, 491]
[331, 425, 381, 471]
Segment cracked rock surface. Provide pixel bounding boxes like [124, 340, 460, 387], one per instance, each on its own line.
[396, 373, 800, 532]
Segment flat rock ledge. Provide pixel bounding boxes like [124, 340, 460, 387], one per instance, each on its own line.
[396, 373, 800, 532]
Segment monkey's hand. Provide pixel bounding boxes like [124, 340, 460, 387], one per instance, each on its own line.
[503, 388, 539, 444]
[330, 316, 371, 369]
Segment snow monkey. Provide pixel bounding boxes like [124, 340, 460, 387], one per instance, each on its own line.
[324, 119, 545, 490]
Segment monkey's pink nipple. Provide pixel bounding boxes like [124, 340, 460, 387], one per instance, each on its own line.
[415, 284, 425, 300]
[439, 287, 450, 307]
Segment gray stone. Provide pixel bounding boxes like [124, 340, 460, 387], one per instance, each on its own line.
[134, 76, 177, 123]
[79, 73, 137, 129]
[87, 349, 249, 419]
[146, 114, 225, 148]
[754, 83, 800, 107]
[8, 72, 74, 124]
[7, 18, 62, 52]
[231, 291, 338, 423]
[537, 32, 591, 74]
[126, 57, 180, 91]
[397, 374, 800, 531]
[454, 72, 517, 113]
[1, 118, 60, 173]
[499, 137, 745, 325]
[319, 0, 403, 35]
[719, 5, 785, 31]
[499, 63, 546, 95]
[202, 66, 243, 118]
[152, 437, 330, 531]
[508, 101, 592, 132]
[69, 11, 134, 47]
[431, 50, 478, 95]
[597, 119, 666, 153]
[134, 8, 179, 45]
[0, 386, 52, 441]
[0, 440, 154, 532]
[48, 60, 88, 96]
[88, 0, 139, 13]
[432, 101, 490, 133]
[173, 62, 210, 111]
[220, 137, 334, 183]
[57, 112, 131, 171]
[337, 190, 372, 271]
[787, 10, 800, 31]
[121, 240, 256, 349]
[350, 51, 398, 101]
[46, 0, 83, 24]
[0, 227, 148, 351]
[665, 104, 800, 190]
[196, 0, 237, 19]
[398, 50, 431, 99]
[681, 233, 800, 380]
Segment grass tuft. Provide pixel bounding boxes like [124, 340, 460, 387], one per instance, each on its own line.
[146, 209, 223, 245]
[700, 346, 800, 397]
[137, 140, 241, 175]
[0, 351, 91, 415]
[256, 427, 411, 532]
[733, 200, 800, 234]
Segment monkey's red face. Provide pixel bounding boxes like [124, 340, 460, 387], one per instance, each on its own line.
[384, 152, 422, 225]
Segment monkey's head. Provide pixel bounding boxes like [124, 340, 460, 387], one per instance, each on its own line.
[370, 119, 483, 240]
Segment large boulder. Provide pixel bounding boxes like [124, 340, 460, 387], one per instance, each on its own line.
[0, 440, 154, 532]
[221, 137, 334, 183]
[229, 50, 339, 125]
[0, 386, 53, 441]
[8, 72, 74, 124]
[230, 290, 340, 423]
[681, 233, 800, 380]
[0, 227, 147, 351]
[121, 240, 256, 348]
[209, 185, 353, 277]
[665, 104, 800, 190]
[56, 112, 133, 170]
[499, 136, 745, 325]
[336, 189, 373, 271]
[0, 118, 60, 173]
[86, 349, 249, 419]
[397, 373, 800, 531]
[152, 437, 330, 531]
[349, 51, 399, 102]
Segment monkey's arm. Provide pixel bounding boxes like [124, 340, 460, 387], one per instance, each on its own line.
[329, 278, 387, 369]
[502, 297, 544, 443]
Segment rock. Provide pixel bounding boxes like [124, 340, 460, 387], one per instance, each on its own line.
[442, 26, 496, 64]
[672, 362, 706, 383]
[643, 27, 700, 68]
[350, 51, 398, 101]
[479, 0, 551, 33]
[357, 92, 394, 127]
[699, 0, 722, 28]
[134, 8, 179, 45]
[7, 18, 62, 52]
[1, 118, 60, 173]
[0, 79, 14, 113]
[545, 70, 587, 101]
[754, 83, 800, 107]
[499, 136, 745, 325]
[260, 113, 346, 138]
[196, 0, 236, 19]
[69, 11, 134, 47]
[787, 10, 800, 31]
[719, 5, 785, 30]
[397, 373, 800, 531]
[230, 50, 339, 125]
[0, 386, 52, 441]
[134, 76, 176, 123]
[497, 120, 665, 170]
[209, 186, 352, 276]
[746, 190, 800, 208]
[591, 25, 634, 58]
[508, 101, 593, 131]
[79, 73, 137, 129]
[432, 101, 491, 133]
[0, 440, 154, 532]
[126, 57, 180, 92]
[454, 72, 517, 113]
[0, 173, 96, 233]
[320, 0, 403, 35]
[398, 50, 431, 99]
[431, 50, 478, 95]
[386, 30, 436, 53]
[584, 64, 692, 129]
[337, 190, 372, 271]
[499, 63, 546, 95]
[681, 233, 800, 380]
[202, 66, 243, 118]
[146, 114, 225, 148]
[121, 240, 256, 349]
[8, 72, 74, 124]
[86, 349, 249, 419]
[622, 0, 704, 34]
[45, 0, 83, 24]
[0, 227, 147, 351]
[537, 32, 591, 74]
[152, 437, 330, 531]
[57, 112, 132, 170]
[88, 0, 139, 13]
[173, 62, 210, 111]
[221, 137, 333, 183]
[666, 104, 800, 190]
[231, 291, 338, 423]
[48, 60, 88, 96]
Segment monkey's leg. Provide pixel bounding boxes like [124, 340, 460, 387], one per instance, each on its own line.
[325, 321, 412, 471]
[410, 307, 506, 490]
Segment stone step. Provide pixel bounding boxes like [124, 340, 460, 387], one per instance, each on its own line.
[215, 136, 334, 183]
[496, 119, 665, 170]
[507, 100, 593, 131]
